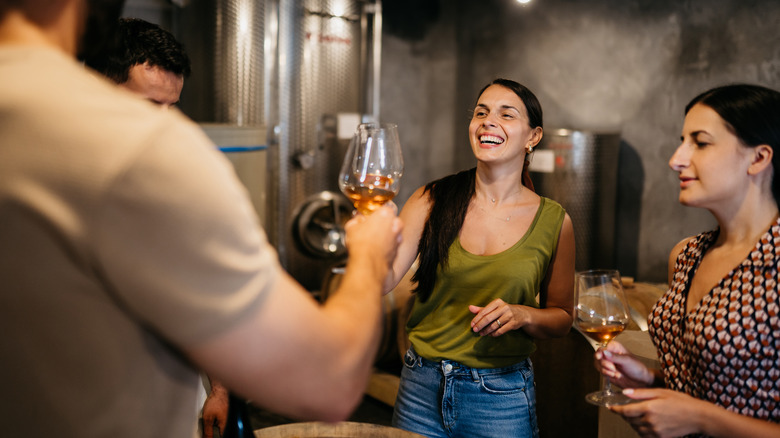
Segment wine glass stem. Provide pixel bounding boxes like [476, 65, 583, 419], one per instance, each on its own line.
[600, 342, 615, 395]
[603, 376, 614, 395]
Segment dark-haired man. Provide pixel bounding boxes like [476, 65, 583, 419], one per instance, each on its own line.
[84, 17, 190, 108]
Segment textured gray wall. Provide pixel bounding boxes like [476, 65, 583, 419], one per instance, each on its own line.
[381, 0, 780, 282]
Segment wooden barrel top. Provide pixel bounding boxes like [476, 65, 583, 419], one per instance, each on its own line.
[254, 421, 425, 437]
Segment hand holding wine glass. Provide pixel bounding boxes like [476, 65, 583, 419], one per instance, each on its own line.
[574, 269, 634, 406]
[339, 123, 404, 215]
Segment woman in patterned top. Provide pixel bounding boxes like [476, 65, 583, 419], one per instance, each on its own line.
[596, 84, 780, 438]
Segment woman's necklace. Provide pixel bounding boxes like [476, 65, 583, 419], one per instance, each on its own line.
[479, 206, 512, 222]
[484, 187, 523, 204]
[478, 189, 524, 222]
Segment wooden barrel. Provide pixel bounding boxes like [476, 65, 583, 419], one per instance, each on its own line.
[320, 266, 415, 371]
[254, 421, 425, 437]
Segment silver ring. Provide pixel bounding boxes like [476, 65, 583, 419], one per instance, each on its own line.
[495, 319, 502, 328]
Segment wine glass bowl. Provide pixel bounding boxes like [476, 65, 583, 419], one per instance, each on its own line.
[574, 269, 633, 406]
[339, 123, 404, 215]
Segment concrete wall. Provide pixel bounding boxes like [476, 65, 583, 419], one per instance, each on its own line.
[381, 0, 780, 282]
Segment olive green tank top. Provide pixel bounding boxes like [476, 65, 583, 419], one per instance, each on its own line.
[406, 197, 566, 368]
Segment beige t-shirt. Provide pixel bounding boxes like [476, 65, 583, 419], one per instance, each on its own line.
[0, 47, 279, 437]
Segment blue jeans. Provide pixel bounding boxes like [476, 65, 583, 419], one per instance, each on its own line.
[392, 347, 539, 438]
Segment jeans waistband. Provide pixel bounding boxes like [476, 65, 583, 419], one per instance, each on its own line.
[404, 346, 532, 379]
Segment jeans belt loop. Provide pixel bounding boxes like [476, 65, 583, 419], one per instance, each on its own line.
[471, 368, 479, 382]
[408, 346, 422, 368]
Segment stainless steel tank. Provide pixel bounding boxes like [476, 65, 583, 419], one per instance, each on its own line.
[177, 0, 381, 291]
[175, 0, 268, 231]
[176, 0, 265, 126]
[213, 0, 265, 126]
[529, 129, 620, 271]
[266, 0, 382, 290]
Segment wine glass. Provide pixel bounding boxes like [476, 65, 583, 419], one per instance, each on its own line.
[574, 269, 633, 406]
[338, 123, 404, 215]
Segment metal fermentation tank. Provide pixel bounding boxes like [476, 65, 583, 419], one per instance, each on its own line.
[267, 0, 382, 291]
[177, 0, 268, 229]
[178, 0, 382, 291]
[529, 129, 620, 270]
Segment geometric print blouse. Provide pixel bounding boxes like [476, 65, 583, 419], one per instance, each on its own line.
[648, 219, 780, 430]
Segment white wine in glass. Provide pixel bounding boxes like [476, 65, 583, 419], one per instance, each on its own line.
[574, 269, 634, 406]
[338, 123, 403, 215]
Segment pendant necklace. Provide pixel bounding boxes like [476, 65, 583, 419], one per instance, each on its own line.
[479, 202, 514, 222]
[480, 188, 523, 222]
[480, 207, 512, 222]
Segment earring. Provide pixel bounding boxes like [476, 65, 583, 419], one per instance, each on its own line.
[526, 146, 534, 153]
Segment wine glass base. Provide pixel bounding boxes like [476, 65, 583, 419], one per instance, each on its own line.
[585, 390, 636, 407]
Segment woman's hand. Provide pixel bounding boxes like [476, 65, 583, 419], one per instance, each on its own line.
[609, 389, 706, 438]
[595, 341, 656, 389]
[612, 385, 780, 438]
[468, 299, 527, 336]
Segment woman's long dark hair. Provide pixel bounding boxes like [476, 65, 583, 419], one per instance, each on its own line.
[411, 79, 543, 302]
[411, 168, 476, 301]
[686, 84, 780, 206]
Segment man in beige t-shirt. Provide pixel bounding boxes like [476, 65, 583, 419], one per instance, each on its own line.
[84, 16, 227, 436]
[0, 1, 403, 437]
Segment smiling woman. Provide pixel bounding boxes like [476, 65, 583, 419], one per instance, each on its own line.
[468, 80, 543, 190]
[383, 78, 576, 438]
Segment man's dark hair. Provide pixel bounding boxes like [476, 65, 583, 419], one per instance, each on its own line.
[83, 17, 191, 84]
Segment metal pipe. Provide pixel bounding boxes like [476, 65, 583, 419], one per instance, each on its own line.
[371, 0, 382, 121]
